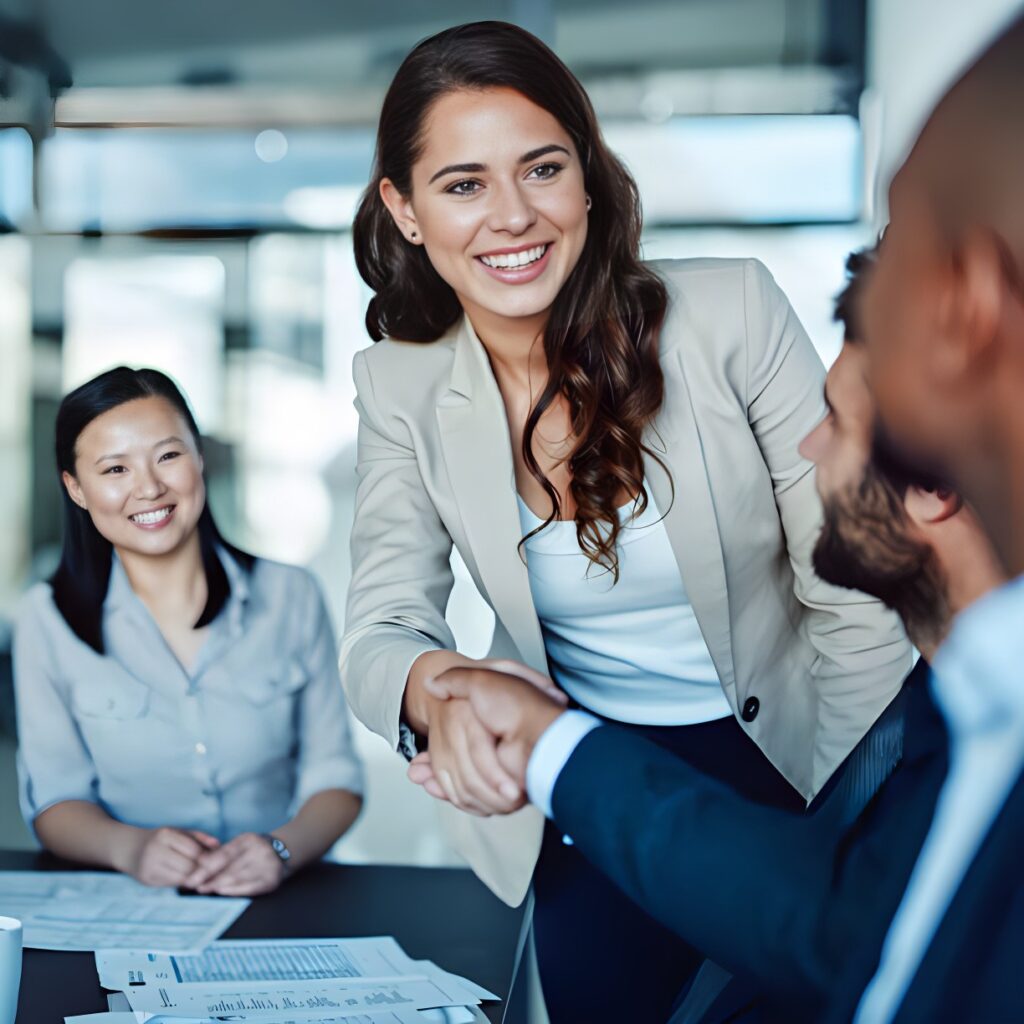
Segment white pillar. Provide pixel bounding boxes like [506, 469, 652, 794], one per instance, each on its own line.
[0, 235, 31, 613]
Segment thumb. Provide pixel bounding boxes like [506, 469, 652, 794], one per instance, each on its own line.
[424, 672, 472, 701]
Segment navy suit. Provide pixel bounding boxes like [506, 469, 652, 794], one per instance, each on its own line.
[549, 659, 951, 1022]
[843, 768, 1024, 1024]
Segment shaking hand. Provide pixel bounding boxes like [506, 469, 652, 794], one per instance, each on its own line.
[408, 661, 567, 814]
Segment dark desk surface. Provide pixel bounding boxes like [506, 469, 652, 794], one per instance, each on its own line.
[2, 850, 525, 1024]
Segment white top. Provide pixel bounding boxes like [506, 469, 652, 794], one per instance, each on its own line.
[517, 486, 732, 725]
[854, 576, 1024, 1023]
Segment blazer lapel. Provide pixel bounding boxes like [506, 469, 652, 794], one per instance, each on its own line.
[645, 344, 736, 692]
[436, 317, 548, 672]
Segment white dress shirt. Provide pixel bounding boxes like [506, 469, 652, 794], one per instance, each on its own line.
[14, 550, 364, 841]
[853, 576, 1024, 1022]
[526, 710, 603, 819]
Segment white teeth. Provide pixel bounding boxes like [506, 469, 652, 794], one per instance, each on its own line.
[480, 244, 547, 269]
[130, 507, 173, 525]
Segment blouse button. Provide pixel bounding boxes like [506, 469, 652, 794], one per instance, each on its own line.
[741, 697, 760, 723]
[195, 742, 207, 755]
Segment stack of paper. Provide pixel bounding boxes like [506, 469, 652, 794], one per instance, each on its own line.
[0, 871, 249, 953]
[73, 937, 496, 1024]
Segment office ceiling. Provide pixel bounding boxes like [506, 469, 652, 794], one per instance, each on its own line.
[0, 0, 864, 128]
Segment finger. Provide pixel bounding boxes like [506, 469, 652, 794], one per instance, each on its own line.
[423, 778, 449, 801]
[407, 760, 436, 786]
[465, 726, 521, 805]
[210, 876, 276, 897]
[478, 660, 567, 704]
[185, 847, 234, 889]
[445, 721, 509, 814]
[159, 829, 205, 861]
[204, 851, 271, 893]
[436, 770, 491, 815]
[195, 848, 261, 893]
[188, 830, 221, 850]
[497, 737, 532, 784]
[154, 848, 198, 883]
[480, 659, 564, 697]
[409, 750, 432, 768]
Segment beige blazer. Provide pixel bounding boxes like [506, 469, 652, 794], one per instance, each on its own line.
[340, 257, 912, 907]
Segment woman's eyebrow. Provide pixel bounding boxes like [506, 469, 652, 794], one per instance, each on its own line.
[94, 436, 185, 465]
[429, 161, 485, 184]
[519, 144, 570, 163]
[427, 144, 572, 185]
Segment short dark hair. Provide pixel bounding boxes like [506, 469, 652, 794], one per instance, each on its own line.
[833, 245, 876, 343]
[50, 366, 253, 653]
[832, 246, 960, 499]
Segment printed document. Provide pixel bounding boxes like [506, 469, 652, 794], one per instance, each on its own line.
[96, 937, 496, 1000]
[66, 1009, 426, 1024]
[0, 871, 248, 952]
[119, 977, 482, 1016]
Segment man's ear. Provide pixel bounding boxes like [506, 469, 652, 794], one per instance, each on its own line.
[904, 485, 960, 527]
[938, 226, 1005, 381]
[62, 470, 87, 510]
[379, 178, 421, 245]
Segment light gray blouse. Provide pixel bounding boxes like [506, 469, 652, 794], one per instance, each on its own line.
[13, 551, 363, 841]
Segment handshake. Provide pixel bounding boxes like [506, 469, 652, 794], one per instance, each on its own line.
[407, 660, 570, 817]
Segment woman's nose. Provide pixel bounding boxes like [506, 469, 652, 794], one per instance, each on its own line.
[134, 467, 166, 500]
[486, 180, 538, 235]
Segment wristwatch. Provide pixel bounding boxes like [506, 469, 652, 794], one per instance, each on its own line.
[263, 833, 292, 869]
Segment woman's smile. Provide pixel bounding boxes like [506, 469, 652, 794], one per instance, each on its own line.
[475, 241, 554, 283]
[128, 504, 178, 530]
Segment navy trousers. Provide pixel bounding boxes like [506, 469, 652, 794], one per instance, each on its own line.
[531, 713, 806, 1024]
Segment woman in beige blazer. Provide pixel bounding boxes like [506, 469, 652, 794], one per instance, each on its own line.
[341, 21, 911, 1023]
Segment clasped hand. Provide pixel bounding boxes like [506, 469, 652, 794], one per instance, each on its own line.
[127, 827, 287, 896]
[407, 659, 568, 816]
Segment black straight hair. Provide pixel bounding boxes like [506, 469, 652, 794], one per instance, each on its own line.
[50, 366, 253, 653]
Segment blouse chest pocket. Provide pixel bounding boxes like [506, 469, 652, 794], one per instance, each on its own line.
[235, 657, 309, 707]
[71, 676, 150, 720]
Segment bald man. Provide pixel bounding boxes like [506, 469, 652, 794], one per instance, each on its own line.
[851, 13, 1024, 1023]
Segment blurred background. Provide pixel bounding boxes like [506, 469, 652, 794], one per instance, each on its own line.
[0, 0, 1020, 862]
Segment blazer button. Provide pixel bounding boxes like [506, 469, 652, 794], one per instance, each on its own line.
[741, 697, 760, 723]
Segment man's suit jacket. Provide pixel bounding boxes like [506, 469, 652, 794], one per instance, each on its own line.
[550, 659, 951, 1022]
[340, 257, 911, 906]
[843, 768, 1024, 1023]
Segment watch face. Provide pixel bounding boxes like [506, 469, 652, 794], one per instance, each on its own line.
[268, 836, 291, 861]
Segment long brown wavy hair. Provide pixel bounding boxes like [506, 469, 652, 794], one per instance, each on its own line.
[353, 21, 670, 579]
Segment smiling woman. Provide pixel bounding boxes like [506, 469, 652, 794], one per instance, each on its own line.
[13, 367, 364, 898]
[340, 21, 910, 1024]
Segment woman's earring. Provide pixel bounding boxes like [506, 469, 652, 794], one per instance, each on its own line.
[410, 230, 418, 241]
[585, 195, 592, 211]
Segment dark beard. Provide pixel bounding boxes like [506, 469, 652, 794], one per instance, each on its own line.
[813, 463, 949, 648]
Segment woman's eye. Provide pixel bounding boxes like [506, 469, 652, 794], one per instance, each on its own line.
[159, 451, 181, 462]
[445, 179, 482, 196]
[103, 465, 126, 475]
[529, 162, 563, 181]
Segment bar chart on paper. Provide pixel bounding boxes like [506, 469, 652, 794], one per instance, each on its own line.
[204, 992, 353, 1012]
[126, 978, 460, 1017]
